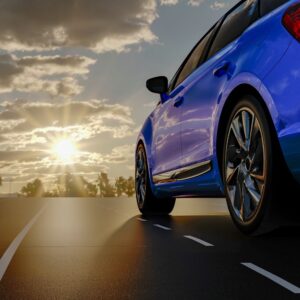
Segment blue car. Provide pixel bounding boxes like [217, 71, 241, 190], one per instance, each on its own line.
[135, 0, 300, 233]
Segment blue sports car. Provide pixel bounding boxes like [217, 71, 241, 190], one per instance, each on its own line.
[135, 0, 300, 233]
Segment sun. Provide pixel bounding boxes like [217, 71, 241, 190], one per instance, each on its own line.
[53, 139, 77, 162]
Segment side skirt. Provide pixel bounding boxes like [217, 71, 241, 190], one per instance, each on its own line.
[153, 160, 212, 185]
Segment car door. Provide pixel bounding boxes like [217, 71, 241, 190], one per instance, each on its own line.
[151, 26, 217, 178]
[179, 0, 259, 169]
[152, 94, 182, 177]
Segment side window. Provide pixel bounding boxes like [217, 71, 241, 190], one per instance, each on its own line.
[173, 28, 213, 89]
[208, 0, 258, 59]
[260, 0, 288, 16]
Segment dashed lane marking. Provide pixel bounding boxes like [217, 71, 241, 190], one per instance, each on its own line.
[184, 235, 214, 247]
[153, 224, 172, 231]
[242, 262, 300, 294]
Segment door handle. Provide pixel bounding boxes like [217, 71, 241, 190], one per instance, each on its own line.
[174, 96, 184, 107]
[213, 61, 231, 77]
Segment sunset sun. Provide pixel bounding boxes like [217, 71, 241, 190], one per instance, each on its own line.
[53, 139, 77, 162]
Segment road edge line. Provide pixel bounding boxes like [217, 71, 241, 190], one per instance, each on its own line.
[0, 204, 48, 281]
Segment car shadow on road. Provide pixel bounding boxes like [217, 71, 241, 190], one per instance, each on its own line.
[88, 214, 300, 299]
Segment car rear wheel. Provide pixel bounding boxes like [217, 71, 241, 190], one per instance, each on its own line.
[135, 144, 175, 215]
[222, 96, 284, 234]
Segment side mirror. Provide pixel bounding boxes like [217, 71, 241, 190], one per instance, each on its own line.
[146, 76, 168, 94]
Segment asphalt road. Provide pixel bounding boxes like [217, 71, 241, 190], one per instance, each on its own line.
[1, 197, 300, 299]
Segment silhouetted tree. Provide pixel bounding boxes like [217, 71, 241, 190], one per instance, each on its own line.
[125, 176, 135, 197]
[21, 178, 44, 197]
[85, 182, 97, 197]
[97, 172, 115, 197]
[44, 189, 59, 197]
[54, 172, 98, 197]
[115, 176, 127, 196]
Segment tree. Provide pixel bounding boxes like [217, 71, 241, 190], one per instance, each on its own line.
[21, 178, 44, 197]
[125, 176, 135, 197]
[97, 172, 115, 197]
[85, 182, 97, 197]
[55, 172, 97, 197]
[115, 176, 127, 197]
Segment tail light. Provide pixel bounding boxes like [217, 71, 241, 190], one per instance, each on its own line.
[282, 2, 300, 42]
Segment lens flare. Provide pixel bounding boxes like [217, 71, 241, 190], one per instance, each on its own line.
[53, 139, 77, 162]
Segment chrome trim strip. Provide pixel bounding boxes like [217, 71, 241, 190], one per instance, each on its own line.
[153, 160, 212, 185]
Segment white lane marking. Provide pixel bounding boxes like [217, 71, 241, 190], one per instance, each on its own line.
[184, 235, 214, 247]
[0, 204, 47, 281]
[153, 224, 171, 231]
[137, 217, 147, 222]
[242, 262, 300, 294]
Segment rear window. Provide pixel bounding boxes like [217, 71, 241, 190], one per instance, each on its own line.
[260, 0, 289, 16]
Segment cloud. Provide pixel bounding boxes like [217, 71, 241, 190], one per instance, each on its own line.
[160, 0, 231, 8]
[0, 0, 158, 53]
[187, 0, 204, 6]
[0, 143, 135, 185]
[0, 97, 136, 185]
[0, 99, 135, 152]
[160, 0, 179, 5]
[210, 1, 227, 9]
[0, 150, 47, 162]
[0, 99, 132, 128]
[104, 144, 135, 164]
[160, 0, 202, 6]
[0, 54, 95, 97]
[17, 55, 96, 76]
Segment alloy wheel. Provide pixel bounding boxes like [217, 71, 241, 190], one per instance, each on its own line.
[136, 147, 147, 208]
[225, 108, 266, 223]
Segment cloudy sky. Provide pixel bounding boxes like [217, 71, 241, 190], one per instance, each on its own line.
[0, 0, 238, 193]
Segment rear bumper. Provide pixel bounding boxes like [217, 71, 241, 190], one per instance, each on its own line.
[279, 125, 300, 183]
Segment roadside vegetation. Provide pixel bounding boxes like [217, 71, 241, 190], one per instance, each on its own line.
[19, 172, 135, 198]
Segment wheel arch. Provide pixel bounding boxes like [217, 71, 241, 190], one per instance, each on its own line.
[216, 84, 279, 181]
[136, 116, 158, 193]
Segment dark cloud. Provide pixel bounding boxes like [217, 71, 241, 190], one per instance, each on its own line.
[0, 0, 157, 52]
[0, 54, 95, 97]
[0, 150, 46, 162]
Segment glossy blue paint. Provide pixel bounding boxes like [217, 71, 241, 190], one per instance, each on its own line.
[152, 93, 182, 176]
[137, 0, 300, 199]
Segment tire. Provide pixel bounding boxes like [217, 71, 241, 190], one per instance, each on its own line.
[222, 95, 291, 234]
[135, 144, 175, 215]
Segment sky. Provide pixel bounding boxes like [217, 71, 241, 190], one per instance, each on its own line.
[0, 0, 238, 193]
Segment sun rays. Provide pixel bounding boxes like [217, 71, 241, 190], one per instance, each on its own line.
[52, 139, 78, 163]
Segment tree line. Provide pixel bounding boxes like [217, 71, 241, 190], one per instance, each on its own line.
[20, 172, 135, 198]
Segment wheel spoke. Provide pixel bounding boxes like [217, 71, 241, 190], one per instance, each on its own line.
[226, 163, 240, 185]
[244, 175, 261, 207]
[250, 172, 264, 182]
[233, 175, 243, 211]
[241, 183, 252, 221]
[242, 111, 252, 150]
[250, 140, 263, 170]
[137, 151, 145, 175]
[231, 116, 247, 151]
[249, 117, 260, 152]
[140, 184, 146, 198]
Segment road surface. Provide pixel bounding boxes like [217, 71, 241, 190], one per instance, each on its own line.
[1, 197, 300, 299]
